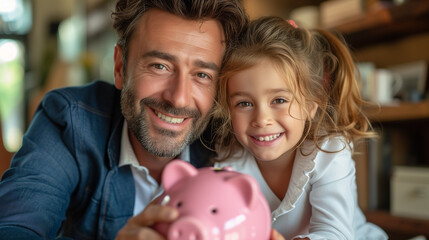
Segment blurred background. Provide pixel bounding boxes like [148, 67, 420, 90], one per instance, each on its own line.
[0, 0, 429, 239]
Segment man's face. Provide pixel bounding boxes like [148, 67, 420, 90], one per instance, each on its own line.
[114, 9, 225, 158]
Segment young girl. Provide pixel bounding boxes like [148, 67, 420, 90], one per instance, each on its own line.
[213, 17, 388, 240]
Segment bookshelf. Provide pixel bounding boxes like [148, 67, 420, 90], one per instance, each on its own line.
[277, 0, 429, 238]
[361, 101, 429, 238]
[333, 1, 429, 239]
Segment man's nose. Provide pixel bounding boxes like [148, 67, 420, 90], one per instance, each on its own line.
[162, 72, 192, 109]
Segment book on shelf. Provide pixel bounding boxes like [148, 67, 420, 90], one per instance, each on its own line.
[367, 128, 392, 211]
[320, 0, 365, 29]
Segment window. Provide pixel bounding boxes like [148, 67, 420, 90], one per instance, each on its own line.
[0, 0, 31, 152]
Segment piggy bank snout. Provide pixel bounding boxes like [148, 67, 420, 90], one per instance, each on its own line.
[168, 216, 209, 240]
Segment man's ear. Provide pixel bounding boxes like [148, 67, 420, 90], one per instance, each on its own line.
[113, 44, 124, 90]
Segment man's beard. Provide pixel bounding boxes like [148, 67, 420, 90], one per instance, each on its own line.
[120, 86, 211, 158]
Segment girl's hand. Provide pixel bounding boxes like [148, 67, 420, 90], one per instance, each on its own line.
[270, 229, 286, 240]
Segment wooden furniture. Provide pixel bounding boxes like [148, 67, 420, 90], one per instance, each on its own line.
[362, 101, 429, 238]
[364, 100, 429, 122]
[324, 1, 429, 238]
[328, 1, 429, 238]
[334, 0, 429, 48]
[366, 211, 429, 240]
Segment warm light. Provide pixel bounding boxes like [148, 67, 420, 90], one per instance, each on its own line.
[0, 0, 31, 34]
[0, 0, 17, 14]
[0, 39, 24, 152]
[0, 40, 20, 63]
[59, 16, 85, 61]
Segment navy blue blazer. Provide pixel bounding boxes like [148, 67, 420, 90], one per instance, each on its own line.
[0, 81, 215, 239]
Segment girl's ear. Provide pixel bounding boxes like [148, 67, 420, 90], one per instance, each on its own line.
[308, 101, 318, 119]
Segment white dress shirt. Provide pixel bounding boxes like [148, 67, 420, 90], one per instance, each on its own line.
[118, 121, 190, 216]
[215, 137, 387, 240]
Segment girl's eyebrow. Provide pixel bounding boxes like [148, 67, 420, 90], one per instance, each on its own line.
[267, 88, 292, 94]
[229, 88, 292, 98]
[229, 91, 249, 99]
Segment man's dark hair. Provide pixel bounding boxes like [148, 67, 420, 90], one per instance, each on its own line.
[112, 0, 249, 71]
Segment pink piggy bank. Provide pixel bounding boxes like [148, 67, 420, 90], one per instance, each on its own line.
[154, 160, 271, 240]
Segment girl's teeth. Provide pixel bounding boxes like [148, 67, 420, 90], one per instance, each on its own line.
[156, 111, 185, 124]
[257, 133, 281, 142]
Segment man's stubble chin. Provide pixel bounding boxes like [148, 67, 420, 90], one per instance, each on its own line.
[136, 119, 192, 158]
[120, 87, 211, 158]
[132, 112, 210, 158]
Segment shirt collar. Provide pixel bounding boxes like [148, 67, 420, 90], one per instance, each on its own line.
[119, 121, 190, 169]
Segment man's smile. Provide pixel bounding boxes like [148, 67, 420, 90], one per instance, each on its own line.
[154, 110, 186, 124]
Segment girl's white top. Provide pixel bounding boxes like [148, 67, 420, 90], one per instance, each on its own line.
[214, 137, 387, 240]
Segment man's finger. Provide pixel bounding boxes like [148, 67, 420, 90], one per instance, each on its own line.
[131, 204, 179, 226]
[116, 224, 166, 240]
[270, 229, 285, 240]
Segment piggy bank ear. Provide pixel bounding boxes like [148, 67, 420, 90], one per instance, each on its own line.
[162, 160, 198, 191]
[226, 174, 259, 209]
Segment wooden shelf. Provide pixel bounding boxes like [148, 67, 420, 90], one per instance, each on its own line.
[364, 100, 429, 122]
[366, 211, 429, 239]
[280, 1, 429, 48]
[279, 0, 326, 14]
[331, 1, 429, 49]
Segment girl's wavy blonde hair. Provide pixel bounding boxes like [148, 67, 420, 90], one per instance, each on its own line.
[213, 16, 376, 159]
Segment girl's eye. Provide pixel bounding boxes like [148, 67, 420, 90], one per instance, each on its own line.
[272, 98, 287, 104]
[236, 101, 252, 108]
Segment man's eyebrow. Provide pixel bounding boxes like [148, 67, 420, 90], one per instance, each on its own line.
[141, 50, 176, 62]
[141, 50, 219, 72]
[195, 60, 219, 72]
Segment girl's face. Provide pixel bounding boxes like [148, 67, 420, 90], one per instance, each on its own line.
[228, 59, 317, 162]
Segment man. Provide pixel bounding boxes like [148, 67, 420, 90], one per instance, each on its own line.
[0, 0, 248, 239]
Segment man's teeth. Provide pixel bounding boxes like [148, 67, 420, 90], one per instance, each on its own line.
[256, 133, 281, 142]
[156, 111, 185, 124]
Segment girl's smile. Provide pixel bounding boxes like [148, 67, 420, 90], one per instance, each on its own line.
[250, 132, 284, 147]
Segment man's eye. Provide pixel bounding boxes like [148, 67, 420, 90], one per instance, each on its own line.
[197, 72, 210, 79]
[152, 64, 167, 70]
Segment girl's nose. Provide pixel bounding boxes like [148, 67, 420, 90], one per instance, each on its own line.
[251, 107, 273, 128]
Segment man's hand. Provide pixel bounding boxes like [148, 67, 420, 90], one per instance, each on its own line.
[115, 204, 179, 240]
[270, 229, 286, 240]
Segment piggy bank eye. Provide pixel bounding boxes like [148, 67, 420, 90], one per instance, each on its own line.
[211, 208, 218, 214]
[176, 201, 183, 208]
